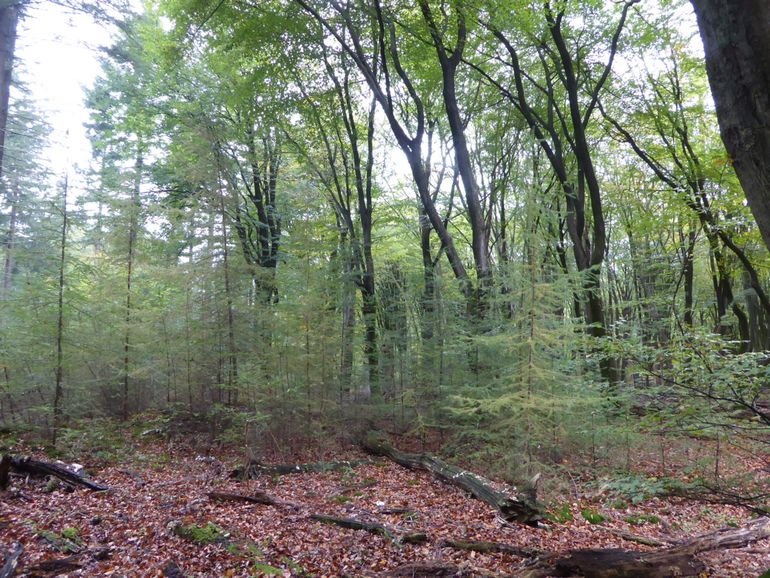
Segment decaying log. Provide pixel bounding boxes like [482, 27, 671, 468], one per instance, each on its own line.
[206, 490, 299, 509]
[25, 554, 82, 574]
[439, 538, 541, 558]
[310, 514, 428, 545]
[0, 543, 22, 578]
[5, 456, 107, 491]
[231, 459, 372, 479]
[551, 548, 705, 578]
[547, 516, 770, 578]
[361, 437, 544, 526]
[0, 455, 10, 490]
[676, 515, 770, 554]
[377, 562, 506, 577]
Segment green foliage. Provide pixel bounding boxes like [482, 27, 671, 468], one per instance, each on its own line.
[250, 563, 283, 576]
[624, 514, 661, 526]
[35, 526, 82, 553]
[597, 474, 697, 505]
[580, 509, 606, 524]
[546, 503, 574, 524]
[168, 521, 228, 545]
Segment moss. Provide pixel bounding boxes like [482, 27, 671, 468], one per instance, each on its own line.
[580, 509, 606, 524]
[168, 521, 228, 545]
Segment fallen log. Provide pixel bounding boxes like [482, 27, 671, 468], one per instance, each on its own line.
[547, 516, 770, 578]
[206, 490, 299, 509]
[5, 456, 107, 491]
[310, 514, 428, 545]
[0, 543, 22, 578]
[439, 538, 540, 558]
[551, 548, 705, 578]
[25, 554, 82, 574]
[361, 437, 544, 526]
[0, 455, 10, 490]
[231, 458, 372, 479]
[377, 562, 506, 577]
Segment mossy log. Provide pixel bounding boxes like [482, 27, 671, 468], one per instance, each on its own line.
[206, 490, 299, 509]
[361, 437, 544, 526]
[310, 514, 428, 545]
[4, 456, 107, 491]
[231, 459, 372, 479]
[439, 538, 541, 558]
[377, 563, 505, 577]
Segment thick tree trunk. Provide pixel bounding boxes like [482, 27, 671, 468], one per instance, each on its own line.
[0, 3, 18, 181]
[691, 0, 770, 252]
[361, 437, 544, 525]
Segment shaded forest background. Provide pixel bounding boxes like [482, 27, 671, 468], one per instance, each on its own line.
[0, 0, 768, 502]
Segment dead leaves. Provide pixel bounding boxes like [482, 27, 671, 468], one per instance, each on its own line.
[0, 443, 767, 577]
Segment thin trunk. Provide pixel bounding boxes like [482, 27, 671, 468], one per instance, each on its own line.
[2, 176, 18, 298]
[122, 151, 142, 421]
[52, 171, 68, 446]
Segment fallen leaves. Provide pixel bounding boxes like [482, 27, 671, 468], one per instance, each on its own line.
[0, 441, 767, 577]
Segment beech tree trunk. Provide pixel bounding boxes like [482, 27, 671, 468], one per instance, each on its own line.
[691, 0, 770, 253]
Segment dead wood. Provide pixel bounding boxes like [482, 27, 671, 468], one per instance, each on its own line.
[0, 543, 22, 578]
[0, 455, 10, 490]
[439, 538, 541, 558]
[25, 554, 82, 575]
[309, 514, 427, 544]
[675, 515, 770, 554]
[551, 548, 705, 578]
[231, 459, 372, 479]
[377, 562, 507, 577]
[206, 490, 299, 509]
[361, 436, 544, 526]
[546, 516, 770, 578]
[6, 456, 107, 491]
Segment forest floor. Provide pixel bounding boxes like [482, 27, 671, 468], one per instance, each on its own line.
[1, 430, 768, 577]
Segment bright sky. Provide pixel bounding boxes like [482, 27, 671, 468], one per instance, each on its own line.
[14, 1, 118, 195]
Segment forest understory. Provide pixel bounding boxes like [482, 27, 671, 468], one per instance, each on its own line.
[0, 422, 768, 577]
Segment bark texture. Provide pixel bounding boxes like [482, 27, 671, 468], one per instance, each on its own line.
[691, 0, 770, 252]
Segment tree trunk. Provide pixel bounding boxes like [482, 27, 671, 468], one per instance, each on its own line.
[122, 151, 142, 420]
[1, 177, 18, 299]
[0, 2, 18, 180]
[691, 0, 770, 252]
[52, 171, 69, 446]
